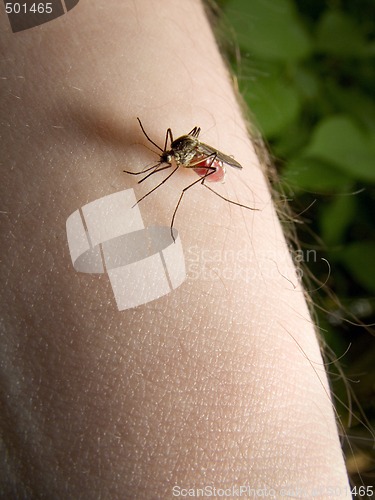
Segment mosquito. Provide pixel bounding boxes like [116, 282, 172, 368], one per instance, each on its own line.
[124, 118, 257, 241]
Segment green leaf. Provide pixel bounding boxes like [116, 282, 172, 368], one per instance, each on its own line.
[244, 75, 300, 137]
[325, 83, 375, 132]
[281, 157, 352, 192]
[273, 120, 311, 158]
[292, 67, 320, 100]
[316, 10, 368, 57]
[223, 0, 312, 62]
[304, 116, 375, 182]
[339, 242, 375, 293]
[320, 195, 357, 246]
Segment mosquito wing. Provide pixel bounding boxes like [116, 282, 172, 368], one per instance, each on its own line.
[197, 142, 243, 170]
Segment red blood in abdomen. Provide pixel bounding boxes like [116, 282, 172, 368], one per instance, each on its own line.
[192, 157, 225, 182]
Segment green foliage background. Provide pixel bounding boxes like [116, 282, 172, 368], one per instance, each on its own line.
[215, 0, 375, 484]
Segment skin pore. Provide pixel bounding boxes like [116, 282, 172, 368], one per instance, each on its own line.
[0, 0, 351, 497]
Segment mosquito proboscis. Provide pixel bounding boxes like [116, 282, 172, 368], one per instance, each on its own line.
[123, 118, 258, 241]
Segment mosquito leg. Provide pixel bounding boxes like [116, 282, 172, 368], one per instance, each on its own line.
[137, 118, 163, 152]
[202, 182, 259, 211]
[186, 152, 217, 169]
[134, 166, 179, 206]
[196, 153, 258, 210]
[165, 128, 174, 151]
[123, 162, 162, 176]
[187, 126, 201, 138]
[138, 164, 172, 184]
[169, 167, 216, 242]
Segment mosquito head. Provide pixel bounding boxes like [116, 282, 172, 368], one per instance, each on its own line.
[160, 150, 173, 164]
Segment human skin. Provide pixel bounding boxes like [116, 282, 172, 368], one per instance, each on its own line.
[0, 0, 351, 498]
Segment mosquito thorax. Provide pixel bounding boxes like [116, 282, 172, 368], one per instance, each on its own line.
[171, 135, 196, 150]
[169, 135, 199, 166]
